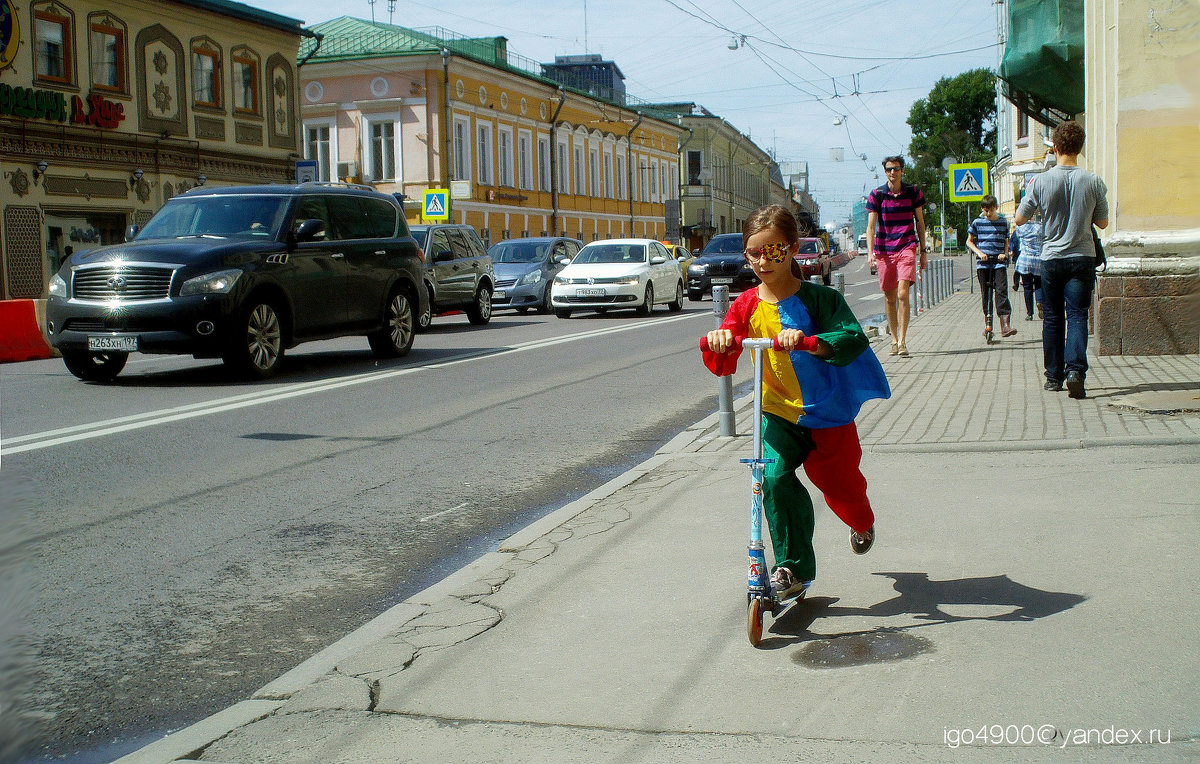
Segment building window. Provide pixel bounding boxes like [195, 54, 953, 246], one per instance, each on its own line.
[1017, 111, 1029, 141]
[589, 148, 600, 197]
[88, 18, 125, 92]
[518, 130, 533, 191]
[537, 135, 550, 192]
[305, 123, 333, 181]
[616, 154, 626, 200]
[232, 50, 259, 115]
[477, 122, 493, 185]
[647, 161, 656, 202]
[573, 144, 584, 195]
[557, 141, 569, 192]
[34, 11, 72, 84]
[660, 160, 669, 198]
[687, 151, 702, 185]
[497, 127, 513, 187]
[453, 117, 471, 180]
[192, 44, 221, 108]
[367, 120, 397, 181]
[603, 151, 614, 199]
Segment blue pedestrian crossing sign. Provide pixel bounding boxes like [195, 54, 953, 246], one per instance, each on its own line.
[422, 188, 449, 220]
[948, 162, 988, 203]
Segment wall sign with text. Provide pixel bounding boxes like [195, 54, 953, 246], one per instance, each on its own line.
[0, 84, 126, 129]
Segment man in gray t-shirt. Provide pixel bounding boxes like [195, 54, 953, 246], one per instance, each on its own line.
[1015, 121, 1109, 399]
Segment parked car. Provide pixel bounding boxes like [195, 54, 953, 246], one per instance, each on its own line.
[408, 224, 496, 329]
[794, 237, 833, 285]
[550, 238, 684, 318]
[44, 183, 427, 381]
[488, 237, 581, 313]
[686, 232, 757, 301]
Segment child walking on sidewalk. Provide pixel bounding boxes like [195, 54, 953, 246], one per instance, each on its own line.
[702, 205, 891, 598]
[967, 195, 1017, 339]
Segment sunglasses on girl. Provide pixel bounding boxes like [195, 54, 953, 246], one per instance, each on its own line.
[744, 242, 791, 263]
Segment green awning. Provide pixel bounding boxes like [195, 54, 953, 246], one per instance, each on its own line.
[1000, 0, 1085, 119]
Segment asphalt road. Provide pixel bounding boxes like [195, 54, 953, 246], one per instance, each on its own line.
[0, 254, 901, 762]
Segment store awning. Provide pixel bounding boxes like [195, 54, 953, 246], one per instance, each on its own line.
[999, 0, 1085, 124]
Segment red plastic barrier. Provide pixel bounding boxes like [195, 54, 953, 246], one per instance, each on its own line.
[0, 299, 54, 363]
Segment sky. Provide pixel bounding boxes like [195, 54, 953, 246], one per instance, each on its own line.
[250, 0, 1001, 224]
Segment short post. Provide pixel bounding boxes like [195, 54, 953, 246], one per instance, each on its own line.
[834, 272, 845, 295]
[712, 286, 736, 437]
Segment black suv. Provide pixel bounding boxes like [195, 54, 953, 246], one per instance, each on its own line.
[408, 224, 496, 330]
[45, 183, 428, 381]
[686, 232, 758, 301]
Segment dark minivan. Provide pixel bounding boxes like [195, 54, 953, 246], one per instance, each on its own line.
[45, 183, 427, 381]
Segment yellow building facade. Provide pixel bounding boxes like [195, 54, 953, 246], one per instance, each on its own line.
[299, 18, 684, 249]
[0, 0, 310, 300]
[1086, 0, 1199, 355]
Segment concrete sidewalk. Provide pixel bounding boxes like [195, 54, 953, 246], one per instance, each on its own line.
[121, 292, 1200, 763]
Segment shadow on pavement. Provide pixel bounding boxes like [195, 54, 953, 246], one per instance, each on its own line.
[757, 573, 1087, 664]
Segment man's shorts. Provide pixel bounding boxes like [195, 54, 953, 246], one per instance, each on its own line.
[876, 244, 918, 291]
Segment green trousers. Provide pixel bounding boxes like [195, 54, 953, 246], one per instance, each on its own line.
[761, 412, 818, 582]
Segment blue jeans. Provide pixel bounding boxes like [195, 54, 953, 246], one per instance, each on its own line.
[1041, 257, 1095, 383]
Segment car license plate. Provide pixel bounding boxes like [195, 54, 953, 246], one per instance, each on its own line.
[578, 288, 606, 297]
[88, 335, 138, 352]
[711, 277, 733, 285]
[493, 290, 506, 299]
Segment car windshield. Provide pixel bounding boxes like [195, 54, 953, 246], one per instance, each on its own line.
[491, 241, 549, 263]
[702, 234, 743, 254]
[573, 243, 646, 264]
[797, 240, 821, 255]
[137, 196, 290, 240]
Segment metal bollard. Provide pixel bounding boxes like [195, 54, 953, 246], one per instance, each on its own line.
[834, 272, 845, 295]
[712, 286, 736, 437]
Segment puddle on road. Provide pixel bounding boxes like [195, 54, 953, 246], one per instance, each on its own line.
[792, 630, 934, 669]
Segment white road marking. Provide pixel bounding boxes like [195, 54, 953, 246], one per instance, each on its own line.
[3, 313, 700, 456]
[858, 293, 885, 301]
[419, 502, 470, 523]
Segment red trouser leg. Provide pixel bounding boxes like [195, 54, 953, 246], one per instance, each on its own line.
[801, 422, 875, 534]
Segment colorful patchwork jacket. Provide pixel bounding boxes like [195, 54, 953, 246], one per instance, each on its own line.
[703, 283, 891, 429]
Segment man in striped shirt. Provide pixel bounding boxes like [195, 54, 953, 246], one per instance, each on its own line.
[866, 156, 927, 356]
[967, 194, 1016, 338]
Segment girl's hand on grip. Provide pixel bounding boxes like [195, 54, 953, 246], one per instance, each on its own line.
[706, 329, 734, 353]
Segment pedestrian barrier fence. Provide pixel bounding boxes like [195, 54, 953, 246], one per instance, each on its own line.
[913, 258, 956, 317]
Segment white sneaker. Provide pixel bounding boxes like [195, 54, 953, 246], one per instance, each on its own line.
[851, 526, 875, 555]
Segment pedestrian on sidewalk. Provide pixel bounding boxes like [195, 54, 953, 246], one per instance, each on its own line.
[1012, 211, 1045, 321]
[967, 195, 1017, 339]
[1015, 121, 1109, 399]
[703, 205, 891, 598]
[865, 156, 927, 357]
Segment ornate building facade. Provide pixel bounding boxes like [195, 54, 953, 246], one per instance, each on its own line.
[0, 0, 312, 299]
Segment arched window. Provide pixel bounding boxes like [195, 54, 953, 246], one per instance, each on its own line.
[31, 1, 75, 87]
[190, 36, 222, 110]
[87, 11, 127, 93]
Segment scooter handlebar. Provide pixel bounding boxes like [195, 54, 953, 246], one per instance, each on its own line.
[700, 336, 782, 352]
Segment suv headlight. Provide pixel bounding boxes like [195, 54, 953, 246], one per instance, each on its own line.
[519, 270, 541, 286]
[180, 269, 242, 296]
[688, 264, 707, 275]
[48, 273, 67, 298]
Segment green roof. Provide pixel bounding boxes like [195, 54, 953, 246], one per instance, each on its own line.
[300, 16, 680, 122]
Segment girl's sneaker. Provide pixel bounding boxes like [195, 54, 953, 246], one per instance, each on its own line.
[851, 526, 875, 555]
[770, 567, 808, 600]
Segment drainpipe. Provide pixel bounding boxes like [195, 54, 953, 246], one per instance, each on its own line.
[441, 49, 452, 220]
[676, 122, 694, 246]
[626, 111, 643, 234]
[548, 86, 566, 236]
[297, 31, 324, 69]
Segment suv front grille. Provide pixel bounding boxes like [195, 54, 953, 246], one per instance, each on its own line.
[73, 265, 175, 301]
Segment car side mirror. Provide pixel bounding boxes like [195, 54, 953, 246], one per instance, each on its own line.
[650, 256, 667, 264]
[692, 248, 700, 255]
[125, 224, 140, 242]
[434, 249, 453, 262]
[555, 255, 571, 265]
[293, 218, 326, 243]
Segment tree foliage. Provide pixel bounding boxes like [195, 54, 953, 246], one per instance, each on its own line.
[904, 68, 997, 246]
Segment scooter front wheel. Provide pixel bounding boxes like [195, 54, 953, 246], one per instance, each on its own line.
[747, 598, 765, 646]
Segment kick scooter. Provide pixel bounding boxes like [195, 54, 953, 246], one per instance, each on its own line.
[701, 334, 810, 646]
[980, 260, 995, 345]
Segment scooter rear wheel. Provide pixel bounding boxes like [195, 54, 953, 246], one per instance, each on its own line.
[747, 598, 765, 646]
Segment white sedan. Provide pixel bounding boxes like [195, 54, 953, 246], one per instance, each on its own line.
[550, 238, 685, 318]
